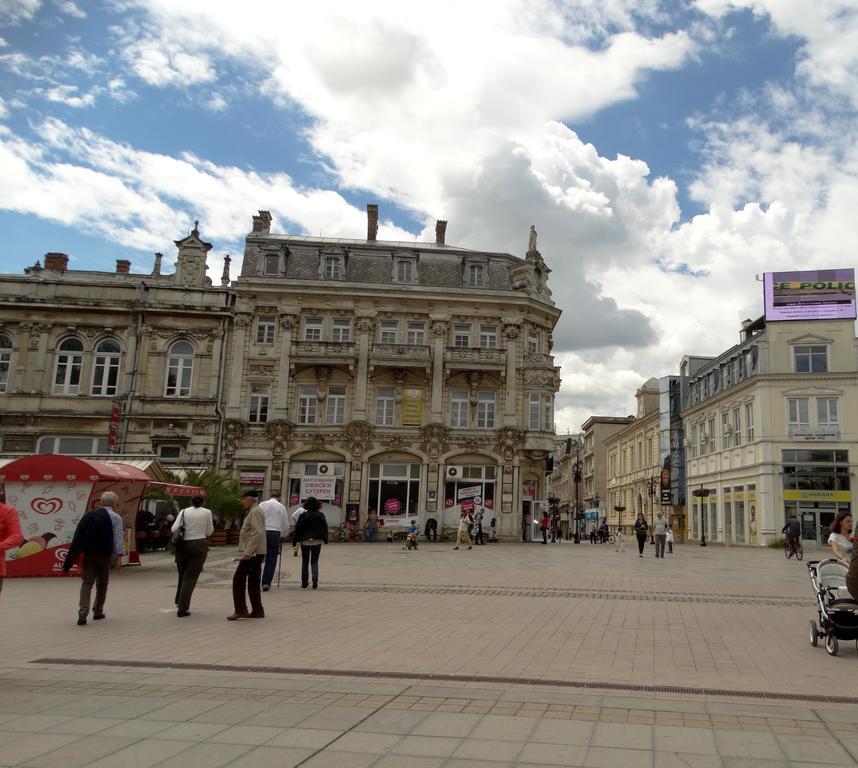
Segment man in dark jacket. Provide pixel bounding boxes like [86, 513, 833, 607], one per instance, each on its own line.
[63, 491, 120, 625]
[291, 497, 328, 589]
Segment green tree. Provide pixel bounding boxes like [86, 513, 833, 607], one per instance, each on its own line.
[180, 469, 244, 527]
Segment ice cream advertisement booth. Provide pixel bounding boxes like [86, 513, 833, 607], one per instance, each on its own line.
[0, 454, 203, 577]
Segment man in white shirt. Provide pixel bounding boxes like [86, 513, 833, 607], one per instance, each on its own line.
[259, 493, 289, 591]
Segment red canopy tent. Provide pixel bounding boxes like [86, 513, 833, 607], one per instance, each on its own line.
[0, 454, 204, 577]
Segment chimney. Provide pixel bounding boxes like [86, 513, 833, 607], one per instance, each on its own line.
[44, 252, 69, 271]
[116, 259, 131, 274]
[252, 210, 272, 233]
[367, 203, 378, 241]
[741, 318, 752, 341]
[152, 252, 163, 276]
[435, 219, 447, 245]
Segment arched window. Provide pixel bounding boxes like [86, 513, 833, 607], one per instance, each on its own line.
[0, 334, 11, 394]
[53, 337, 84, 395]
[91, 338, 122, 396]
[165, 340, 194, 397]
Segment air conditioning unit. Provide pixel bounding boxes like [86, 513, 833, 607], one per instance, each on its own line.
[317, 463, 333, 475]
[445, 465, 464, 480]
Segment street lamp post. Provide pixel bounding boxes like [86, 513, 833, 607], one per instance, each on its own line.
[693, 484, 710, 546]
[572, 447, 582, 544]
[647, 478, 656, 544]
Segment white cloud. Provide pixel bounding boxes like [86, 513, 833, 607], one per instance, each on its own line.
[54, 0, 85, 18]
[0, 0, 41, 25]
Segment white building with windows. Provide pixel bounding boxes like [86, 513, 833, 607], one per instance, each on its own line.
[222, 208, 561, 539]
[0, 229, 233, 464]
[681, 316, 858, 546]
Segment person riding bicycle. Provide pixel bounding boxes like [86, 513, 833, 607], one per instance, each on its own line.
[782, 514, 801, 556]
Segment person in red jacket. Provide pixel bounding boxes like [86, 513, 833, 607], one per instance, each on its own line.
[540, 512, 549, 544]
[0, 491, 25, 596]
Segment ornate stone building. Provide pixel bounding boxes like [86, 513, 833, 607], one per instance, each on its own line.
[222, 208, 561, 539]
[0, 226, 233, 465]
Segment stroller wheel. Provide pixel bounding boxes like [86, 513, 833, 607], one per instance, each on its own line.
[825, 634, 839, 656]
[809, 620, 819, 647]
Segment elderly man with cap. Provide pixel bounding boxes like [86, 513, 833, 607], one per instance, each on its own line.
[258, 492, 289, 591]
[228, 491, 267, 620]
[172, 494, 214, 617]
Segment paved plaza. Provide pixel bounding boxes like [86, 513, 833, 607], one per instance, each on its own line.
[2, 540, 857, 767]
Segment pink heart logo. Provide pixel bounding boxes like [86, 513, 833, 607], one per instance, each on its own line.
[31, 497, 63, 515]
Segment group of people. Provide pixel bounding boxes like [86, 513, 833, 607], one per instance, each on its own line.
[627, 511, 674, 557]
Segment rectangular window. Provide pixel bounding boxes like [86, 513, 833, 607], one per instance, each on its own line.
[249, 386, 269, 424]
[732, 407, 741, 447]
[379, 320, 398, 344]
[263, 254, 280, 275]
[298, 386, 317, 424]
[527, 392, 540, 430]
[479, 325, 497, 348]
[817, 397, 839, 426]
[303, 318, 323, 341]
[721, 412, 730, 450]
[375, 387, 394, 426]
[396, 260, 413, 282]
[450, 389, 469, 428]
[745, 403, 754, 442]
[91, 354, 120, 397]
[630, 444, 635, 469]
[324, 256, 341, 279]
[647, 437, 653, 465]
[406, 322, 425, 345]
[688, 425, 697, 459]
[453, 324, 471, 347]
[794, 345, 828, 373]
[707, 417, 716, 453]
[788, 397, 810, 430]
[256, 315, 276, 344]
[331, 319, 351, 343]
[327, 385, 346, 424]
[542, 394, 553, 432]
[467, 263, 484, 286]
[476, 391, 496, 428]
[527, 330, 540, 354]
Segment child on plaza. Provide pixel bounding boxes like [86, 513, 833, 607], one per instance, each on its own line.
[614, 528, 624, 553]
[666, 527, 675, 554]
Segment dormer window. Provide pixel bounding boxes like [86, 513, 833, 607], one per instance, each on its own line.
[262, 252, 281, 276]
[463, 257, 488, 288]
[319, 249, 346, 280]
[468, 264, 484, 286]
[393, 254, 418, 284]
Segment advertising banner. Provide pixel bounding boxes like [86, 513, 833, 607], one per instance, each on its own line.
[457, 484, 481, 500]
[402, 388, 424, 426]
[764, 268, 856, 321]
[301, 476, 336, 499]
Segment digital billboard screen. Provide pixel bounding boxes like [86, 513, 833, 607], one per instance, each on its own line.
[763, 268, 856, 321]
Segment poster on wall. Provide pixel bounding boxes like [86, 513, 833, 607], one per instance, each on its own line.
[764, 268, 856, 321]
[402, 388, 424, 426]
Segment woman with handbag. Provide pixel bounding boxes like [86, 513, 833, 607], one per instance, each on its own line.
[292, 497, 328, 589]
[172, 495, 213, 617]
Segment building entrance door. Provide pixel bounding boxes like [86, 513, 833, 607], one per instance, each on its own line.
[799, 508, 818, 548]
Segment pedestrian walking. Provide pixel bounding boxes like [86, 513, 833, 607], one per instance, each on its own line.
[666, 526, 675, 554]
[62, 491, 125, 625]
[227, 491, 266, 621]
[259, 492, 289, 591]
[172, 495, 213, 617]
[365, 508, 379, 543]
[540, 511, 549, 544]
[653, 511, 668, 558]
[473, 509, 484, 545]
[424, 516, 438, 542]
[453, 508, 473, 550]
[614, 528, 624, 553]
[292, 497, 328, 589]
[0, 490, 24, 597]
[634, 513, 649, 558]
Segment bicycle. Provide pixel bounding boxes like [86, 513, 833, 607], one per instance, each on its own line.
[333, 524, 366, 543]
[784, 537, 804, 561]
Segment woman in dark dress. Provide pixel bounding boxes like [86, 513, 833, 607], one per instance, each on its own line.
[292, 497, 328, 589]
[634, 513, 649, 558]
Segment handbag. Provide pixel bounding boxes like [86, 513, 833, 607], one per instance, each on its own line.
[169, 509, 187, 550]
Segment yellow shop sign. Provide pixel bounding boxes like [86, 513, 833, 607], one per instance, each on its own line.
[783, 490, 852, 502]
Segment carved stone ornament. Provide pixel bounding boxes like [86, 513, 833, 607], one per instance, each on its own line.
[341, 420, 374, 458]
[223, 419, 247, 463]
[503, 322, 521, 340]
[355, 316, 375, 335]
[379, 433, 406, 451]
[496, 426, 524, 463]
[432, 320, 449, 337]
[306, 432, 328, 451]
[264, 420, 293, 459]
[279, 315, 298, 332]
[421, 423, 449, 460]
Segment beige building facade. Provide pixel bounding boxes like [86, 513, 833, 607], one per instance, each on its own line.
[0, 229, 233, 465]
[682, 317, 858, 546]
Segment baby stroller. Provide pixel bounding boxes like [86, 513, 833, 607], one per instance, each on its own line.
[807, 559, 858, 656]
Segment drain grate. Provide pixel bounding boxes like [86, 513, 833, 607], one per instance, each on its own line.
[31, 657, 858, 705]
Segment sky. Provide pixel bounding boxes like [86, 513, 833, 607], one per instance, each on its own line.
[2, 0, 857, 433]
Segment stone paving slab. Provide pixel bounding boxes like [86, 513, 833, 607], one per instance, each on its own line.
[1, 543, 857, 766]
